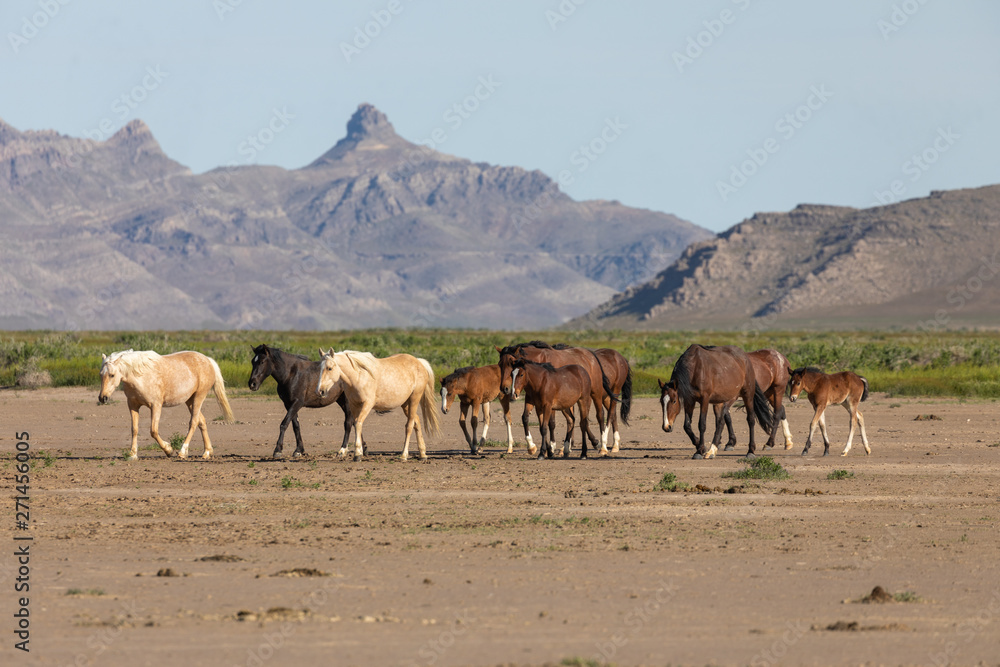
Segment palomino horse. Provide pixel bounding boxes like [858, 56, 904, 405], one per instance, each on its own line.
[660, 344, 774, 459]
[496, 341, 616, 456]
[440, 364, 514, 455]
[248, 344, 365, 458]
[788, 367, 871, 457]
[508, 359, 599, 459]
[316, 349, 440, 461]
[98, 349, 234, 460]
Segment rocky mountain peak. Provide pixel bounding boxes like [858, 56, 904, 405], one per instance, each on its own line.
[344, 103, 395, 142]
[0, 118, 20, 145]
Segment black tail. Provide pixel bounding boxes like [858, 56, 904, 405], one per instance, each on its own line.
[752, 383, 775, 435]
[860, 376, 869, 402]
[619, 365, 633, 427]
[587, 348, 619, 404]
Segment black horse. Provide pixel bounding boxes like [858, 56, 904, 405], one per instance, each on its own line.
[248, 344, 364, 458]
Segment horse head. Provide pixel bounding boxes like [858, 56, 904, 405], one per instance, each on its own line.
[496, 345, 520, 397]
[98, 353, 122, 405]
[316, 348, 342, 398]
[248, 344, 273, 391]
[508, 359, 529, 400]
[658, 378, 680, 432]
[787, 367, 806, 402]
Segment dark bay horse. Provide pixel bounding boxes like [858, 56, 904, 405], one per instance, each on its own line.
[788, 367, 871, 457]
[748, 349, 794, 450]
[508, 359, 599, 459]
[440, 364, 514, 455]
[661, 344, 774, 459]
[248, 344, 363, 458]
[496, 341, 618, 456]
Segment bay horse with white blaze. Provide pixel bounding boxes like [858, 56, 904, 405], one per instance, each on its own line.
[99, 349, 234, 460]
[316, 349, 440, 461]
[248, 344, 365, 458]
[496, 341, 618, 456]
[660, 344, 774, 459]
[788, 367, 871, 457]
[440, 364, 514, 455]
[507, 359, 599, 459]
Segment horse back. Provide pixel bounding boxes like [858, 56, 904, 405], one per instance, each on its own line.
[152, 351, 217, 406]
[678, 344, 753, 403]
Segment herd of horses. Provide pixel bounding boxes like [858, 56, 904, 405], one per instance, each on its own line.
[96, 341, 872, 462]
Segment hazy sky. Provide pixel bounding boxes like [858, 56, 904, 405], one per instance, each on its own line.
[2, 1, 997, 232]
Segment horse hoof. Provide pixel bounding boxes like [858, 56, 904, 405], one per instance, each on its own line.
[785, 443, 794, 451]
[292, 451, 303, 459]
[801, 450, 809, 457]
[692, 452, 704, 460]
[127, 454, 138, 462]
[610, 445, 620, 453]
[272, 451, 284, 459]
[723, 445, 735, 451]
[744, 452, 756, 459]
[353, 454, 362, 462]
[419, 455, 428, 461]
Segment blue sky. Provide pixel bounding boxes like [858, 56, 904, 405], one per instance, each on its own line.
[2, 0, 997, 232]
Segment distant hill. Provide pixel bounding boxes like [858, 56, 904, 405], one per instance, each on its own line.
[0, 105, 710, 330]
[572, 185, 1000, 331]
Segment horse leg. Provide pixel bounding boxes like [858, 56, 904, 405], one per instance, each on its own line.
[180, 394, 207, 459]
[338, 394, 366, 457]
[699, 400, 717, 459]
[197, 413, 213, 459]
[818, 411, 832, 456]
[562, 408, 575, 458]
[580, 398, 599, 459]
[290, 413, 305, 458]
[148, 403, 174, 458]
[711, 403, 728, 448]
[274, 400, 301, 459]
[777, 400, 794, 450]
[743, 389, 757, 458]
[593, 393, 609, 456]
[841, 402, 857, 457]
[351, 403, 372, 461]
[682, 404, 700, 458]
[857, 410, 871, 455]
[458, 401, 474, 451]
[479, 401, 491, 450]
[413, 398, 427, 461]
[501, 396, 515, 454]
[401, 402, 415, 461]
[521, 404, 537, 456]
[469, 399, 481, 455]
[802, 406, 822, 456]
[127, 398, 141, 460]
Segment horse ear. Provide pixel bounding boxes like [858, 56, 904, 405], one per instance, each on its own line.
[318, 348, 327, 358]
[657, 378, 665, 390]
[494, 345, 502, 353]
[102, 353, 107, 362]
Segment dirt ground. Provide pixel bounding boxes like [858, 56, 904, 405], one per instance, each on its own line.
[2, 386, 1000, 667]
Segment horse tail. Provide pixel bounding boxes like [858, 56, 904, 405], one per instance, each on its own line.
[418, 359, 441, 438]
[860, 376, 870, 403]
[586, 349, 619, 404]
[619, 363, 633, 427]
[210, 358, 235, 423]
[752, 382, 774, 435]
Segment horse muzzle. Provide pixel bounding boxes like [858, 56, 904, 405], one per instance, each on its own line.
[248, 379, 259, 391]
[663, 424, 673, 433]
[98, 394, 109, 405]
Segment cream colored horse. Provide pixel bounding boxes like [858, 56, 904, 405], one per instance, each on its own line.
[316, 349, 440, 461]
[99, 350, 235, 460]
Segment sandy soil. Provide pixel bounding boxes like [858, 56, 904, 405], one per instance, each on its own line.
[2, 386, 1000, 667]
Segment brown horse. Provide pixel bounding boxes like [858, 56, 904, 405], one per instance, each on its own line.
[788, 367, 871, 457]
[660, 344, 774, 459]
[508, 359, 599, 459]
[440, 364, 514, 455]
[496, 341, 617, 456]
[748, 349, 794, 450]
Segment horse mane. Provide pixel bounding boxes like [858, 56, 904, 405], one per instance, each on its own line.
[254, 344, 311, 363]
[338, 350, 379, 377]
[514, 359, 557, 372]
[792, 366, 824, 375]
[442, 366, 476, 385]
[106, 349, 160, 377]
[670, 350, 695, 402]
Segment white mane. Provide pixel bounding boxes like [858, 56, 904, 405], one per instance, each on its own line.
[336, 350, 379, 377]
[103, 349, 161, 377]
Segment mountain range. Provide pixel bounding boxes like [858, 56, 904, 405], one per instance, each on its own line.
[572, 184, 1000, 331]
[0, 104, 710, 330]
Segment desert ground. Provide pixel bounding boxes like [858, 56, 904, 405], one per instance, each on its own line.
[2, 386, 1000, 667]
